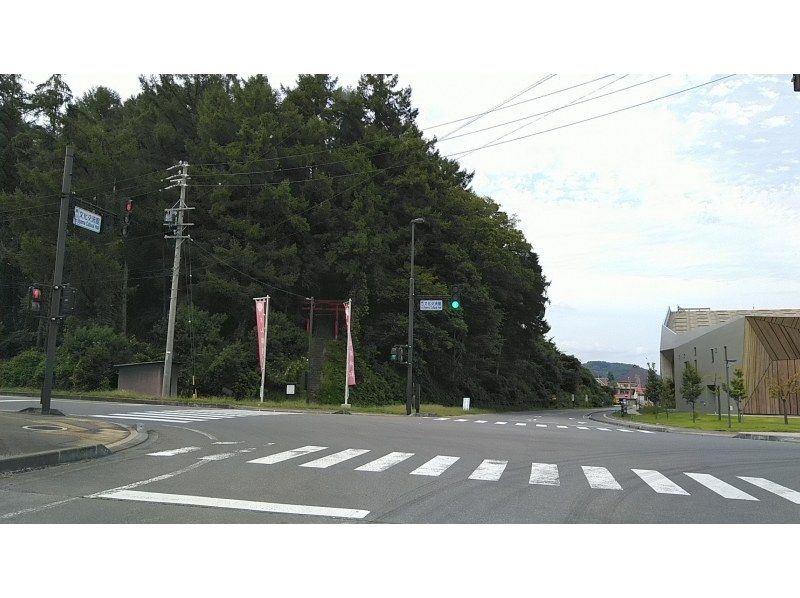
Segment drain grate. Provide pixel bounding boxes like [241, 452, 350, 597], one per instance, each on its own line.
[23, 424, 67, 432]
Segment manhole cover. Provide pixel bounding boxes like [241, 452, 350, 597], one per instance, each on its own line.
[23, 424, 67, 432]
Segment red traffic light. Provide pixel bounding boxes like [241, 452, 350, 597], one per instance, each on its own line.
[32, 288, 41, 300]
[124, 199, 133, 213]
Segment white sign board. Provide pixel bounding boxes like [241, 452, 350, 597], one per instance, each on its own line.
[420, 299, 443, 311]
[73, 206, 102, 233]
[462, 397, 470, 411]
[286, 384, 295, 395]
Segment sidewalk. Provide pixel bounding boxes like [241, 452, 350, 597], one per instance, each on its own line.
[588, 409, 800, 444]
[0, 410, 146, 474]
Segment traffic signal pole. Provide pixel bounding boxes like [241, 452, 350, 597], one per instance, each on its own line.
[40, 145, 74, 414]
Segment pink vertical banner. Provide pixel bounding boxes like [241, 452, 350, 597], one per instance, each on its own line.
[255, 296, 270, 402]
[344, 299, 356, 386]
[255, 299, 267, 373]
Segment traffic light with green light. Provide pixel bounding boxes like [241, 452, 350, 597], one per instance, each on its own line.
[450, 288, 462, 311]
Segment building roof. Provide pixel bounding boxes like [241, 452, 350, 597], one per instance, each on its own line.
[665, 307, 800, 333]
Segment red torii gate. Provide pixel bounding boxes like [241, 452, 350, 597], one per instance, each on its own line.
[301, 298, 348, 340]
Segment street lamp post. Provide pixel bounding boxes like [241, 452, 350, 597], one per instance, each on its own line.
[724, 345, 736, 429]
[406, 218, 425, 415]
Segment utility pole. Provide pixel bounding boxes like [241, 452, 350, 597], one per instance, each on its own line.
[161, 161, 192, 397]
[40, 146, 74, 415]
[306, 296, 314, 403]
[406, 218, 424, 415]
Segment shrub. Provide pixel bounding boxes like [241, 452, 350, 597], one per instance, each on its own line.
[0, 348, 45, 387]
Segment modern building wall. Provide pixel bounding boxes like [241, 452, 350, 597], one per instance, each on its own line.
[670, 318, 744, 414]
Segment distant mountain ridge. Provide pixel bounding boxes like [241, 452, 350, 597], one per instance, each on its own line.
[583, 361, 650, 383]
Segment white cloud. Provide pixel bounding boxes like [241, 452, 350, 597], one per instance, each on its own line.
[762, 115, 789, 128]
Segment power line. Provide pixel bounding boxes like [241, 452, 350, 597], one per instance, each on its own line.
[189, 237, 308, 299]
[437, 75, 556, 141]
[438, 74, 670, 143]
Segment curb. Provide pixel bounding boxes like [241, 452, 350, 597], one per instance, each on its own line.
[588, 410, 800, 444]
[0, 444, 110, 474]
[0, 423, 149, 475]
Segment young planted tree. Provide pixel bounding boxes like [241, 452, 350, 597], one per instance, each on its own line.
[643, 365, 661, 418]
[681, 363, 703, 422]
[660, 377, 675, 419]
[724, 367, 746, 423]
[768, 373, 799, 425]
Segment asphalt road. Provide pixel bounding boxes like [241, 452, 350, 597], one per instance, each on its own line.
[2, 395, 799, 523]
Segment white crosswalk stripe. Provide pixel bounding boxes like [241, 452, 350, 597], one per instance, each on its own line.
[494, 422, 507, 425]
[355, 452, 415, 472]
[515, 423, 526, 426]
[454, 419, 468, 422]
[475, 420, 488, 424]
[536, 424, 547, 428]
[738, 477, 800, 504]
[92, 408, 283, 424]
[529, 463, 559, 486]
[582, 466, 622, 490]
[469, 459, 508, 481]
[617, 429, 634, 433]
[248, 446, 327, 465]
[597, 428, 611, 431]
[684, 473, 758, 500]
[410, 456, 460, 476]
[148, 447, 201, 457]
[632, 469, 690, 495]
[556, 425, 568, 429]
[576, 426, 590, 430]
[300, 449, 371, 469]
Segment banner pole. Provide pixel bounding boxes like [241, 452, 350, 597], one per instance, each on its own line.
[344, 298, 351, 406]
[260, 296, 270, 402]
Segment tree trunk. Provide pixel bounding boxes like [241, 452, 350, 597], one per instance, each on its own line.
[783, 399, 788, 425]
[691, 403, 696, 422]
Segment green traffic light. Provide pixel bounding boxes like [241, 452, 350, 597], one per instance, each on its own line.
[450, 300, 460, 310]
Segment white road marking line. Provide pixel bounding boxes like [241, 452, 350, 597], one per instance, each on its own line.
[454, 419, 468, 422]
[475, 420, 488, 424]
[536, 424, 547, 428]
[578, 421, 587, 424]
[92, 415, 195, 423]
[738, 477, 800, 504]
[515, 423, 527, 426]
[355, 452, 415, 472]
[164, 425, 218, 441]
[434, 417, 449, 421]
[93, 490, 369, 520]
[148, 446, 201, 457]
[529, 463, 559, 486]
[576, 426, 590, 430]
[86, 460, 208, 496]
[410, 456, 460, 477]
[582, 466, 622, 490]
[569, 417, 575, 420]
[300, 449, 371, 469]
[0, 497, 80, 520]
[632, 469, 690, 495]
[469, 459, 508, 481]
[200, 452, 238, 461]
[248, 446, 327, 465]
[212, 441, 241, 445]
[638, 430, 656, 434]
[494, 421, 507, 425]
[597, 427, 611, 431]
[617, 429, 634, 433]
[556, 425, 568, 429]
[684, 473, 758, 501]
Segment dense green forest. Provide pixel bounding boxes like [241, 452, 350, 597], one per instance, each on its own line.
[0, 74, 610, 408]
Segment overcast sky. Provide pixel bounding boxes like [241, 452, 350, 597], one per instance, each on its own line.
[18, 72, 800, 369]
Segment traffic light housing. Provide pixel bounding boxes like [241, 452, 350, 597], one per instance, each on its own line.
[390, 345, 408, 364]
[793, 74, 800, 92]
[59, 284, 77, 316]
[450, 288, 462, 311]
[28, 286, 43, 313]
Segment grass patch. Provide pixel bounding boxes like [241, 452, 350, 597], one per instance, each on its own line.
[0, 387, 496, 416]
[614, 410, 800, 432]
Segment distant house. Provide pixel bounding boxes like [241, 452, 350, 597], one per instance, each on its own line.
[613, 379, 645, 405]
[594, 377, 610, 387]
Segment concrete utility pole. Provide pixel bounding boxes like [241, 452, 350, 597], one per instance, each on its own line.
[40, 146, 74, 415]
[305, 297, 314, 403]
[406, 218, 424, 415]
[161, 162, 192, 397]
